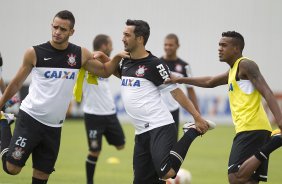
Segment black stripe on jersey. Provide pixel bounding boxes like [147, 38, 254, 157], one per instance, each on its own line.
[120, 52, 171, 86]
[34, 42, 81, 69]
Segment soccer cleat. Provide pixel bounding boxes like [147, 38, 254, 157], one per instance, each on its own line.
[0, 112, 16, 125]
[206, 120, 216, 130]
[183, 122, 197, 133]
[183, 119, 216, 133]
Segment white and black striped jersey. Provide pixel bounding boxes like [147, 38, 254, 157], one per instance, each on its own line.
[118, 52, 177, 134]
[82, 76, 116, 115]
[20, 42, 81, 127]
[160, 57, 193, 112]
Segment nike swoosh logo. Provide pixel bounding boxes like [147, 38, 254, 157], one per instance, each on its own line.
[160, 163, 167, 171]
[228, 164, 234, 170]
[44, 57, 52, 61]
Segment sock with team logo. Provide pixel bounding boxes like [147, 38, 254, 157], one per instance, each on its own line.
[255, 134, 282, 161]
[0, 119, 12, 174]
[169, 128, 199, 174]
[86, 155, 98, 184]
[32, 177, 48, 184]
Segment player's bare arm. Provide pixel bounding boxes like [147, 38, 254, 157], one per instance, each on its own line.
[0, 78, 6, 94]
[187, 87, 200, 113]
[82, 48, 129, 78]
[165, 71, 229, 88]
[170, 88, 209, 134]
[0, 47, 35, 109]
[239, 59, 282, 130]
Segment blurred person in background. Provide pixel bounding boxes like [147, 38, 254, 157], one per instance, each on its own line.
[81, 34, 125, 184]
[160, 34, 200, 136]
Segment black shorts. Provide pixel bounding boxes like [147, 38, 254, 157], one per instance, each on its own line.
[133, 123, 177, 184]
[84, 113, 125, 152]
[228, 130, 271, 182]
[7, 110, 61, 174]
[170, 108, 179, 132]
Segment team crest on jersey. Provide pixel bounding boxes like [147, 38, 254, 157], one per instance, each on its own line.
[135, 65, 148, 77]
[67, 53, 77, 66]
[175, 64, 183, 73]
[12, 147, 25, 160]
[91, 140, 98, 149]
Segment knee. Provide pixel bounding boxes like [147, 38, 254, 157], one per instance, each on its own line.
[89, 151, 100, 157]
[228, 173, 248, 184]
[33, 169, 49, 180]
[162, 169, 176, 180]
[5, 162, 22, 175]
[116, 144, 125, 150]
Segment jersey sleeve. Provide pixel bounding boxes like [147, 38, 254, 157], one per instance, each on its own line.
[149, 59, 177, 92]
[184, 64, 193, 88]
[117, 59, 124, 77]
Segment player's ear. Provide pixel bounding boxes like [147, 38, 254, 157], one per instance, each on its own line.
[70, 28, 75, 36]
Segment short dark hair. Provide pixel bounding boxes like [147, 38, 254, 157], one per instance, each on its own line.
[93, 34, 110, 51]
[165, 33, 179, 45]
[126, 19, 150, 45]
[222, 31, 245, 51]
[54, 10, 75, 29]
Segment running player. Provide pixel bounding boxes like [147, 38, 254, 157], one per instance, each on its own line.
[116, 19, 215, 184]
[82, 34, 125, 184]
[0, 10, 128, 184]
[165, 31, 282, 184]
[160, 33, 200, 134]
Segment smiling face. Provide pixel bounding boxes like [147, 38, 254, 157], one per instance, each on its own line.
[164, 38, 179, 58]
[51, 17, 74, 45]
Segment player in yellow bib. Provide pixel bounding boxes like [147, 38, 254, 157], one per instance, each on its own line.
[165, 31, 282, 184]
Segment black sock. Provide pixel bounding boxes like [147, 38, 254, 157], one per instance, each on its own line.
[169, 128, 200, 173]
[86, 155, 98, 184]
[255, 135, 282, 161]
[32, 177, 48, 184]
[0, 119, 12, 174]
[0, 119, 12, 152]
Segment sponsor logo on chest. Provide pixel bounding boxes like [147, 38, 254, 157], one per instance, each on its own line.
[44, 70, 76, 80]
[121, 78, 140, 87]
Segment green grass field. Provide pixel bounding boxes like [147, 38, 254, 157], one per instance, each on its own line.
[1, 120, 281, 184]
